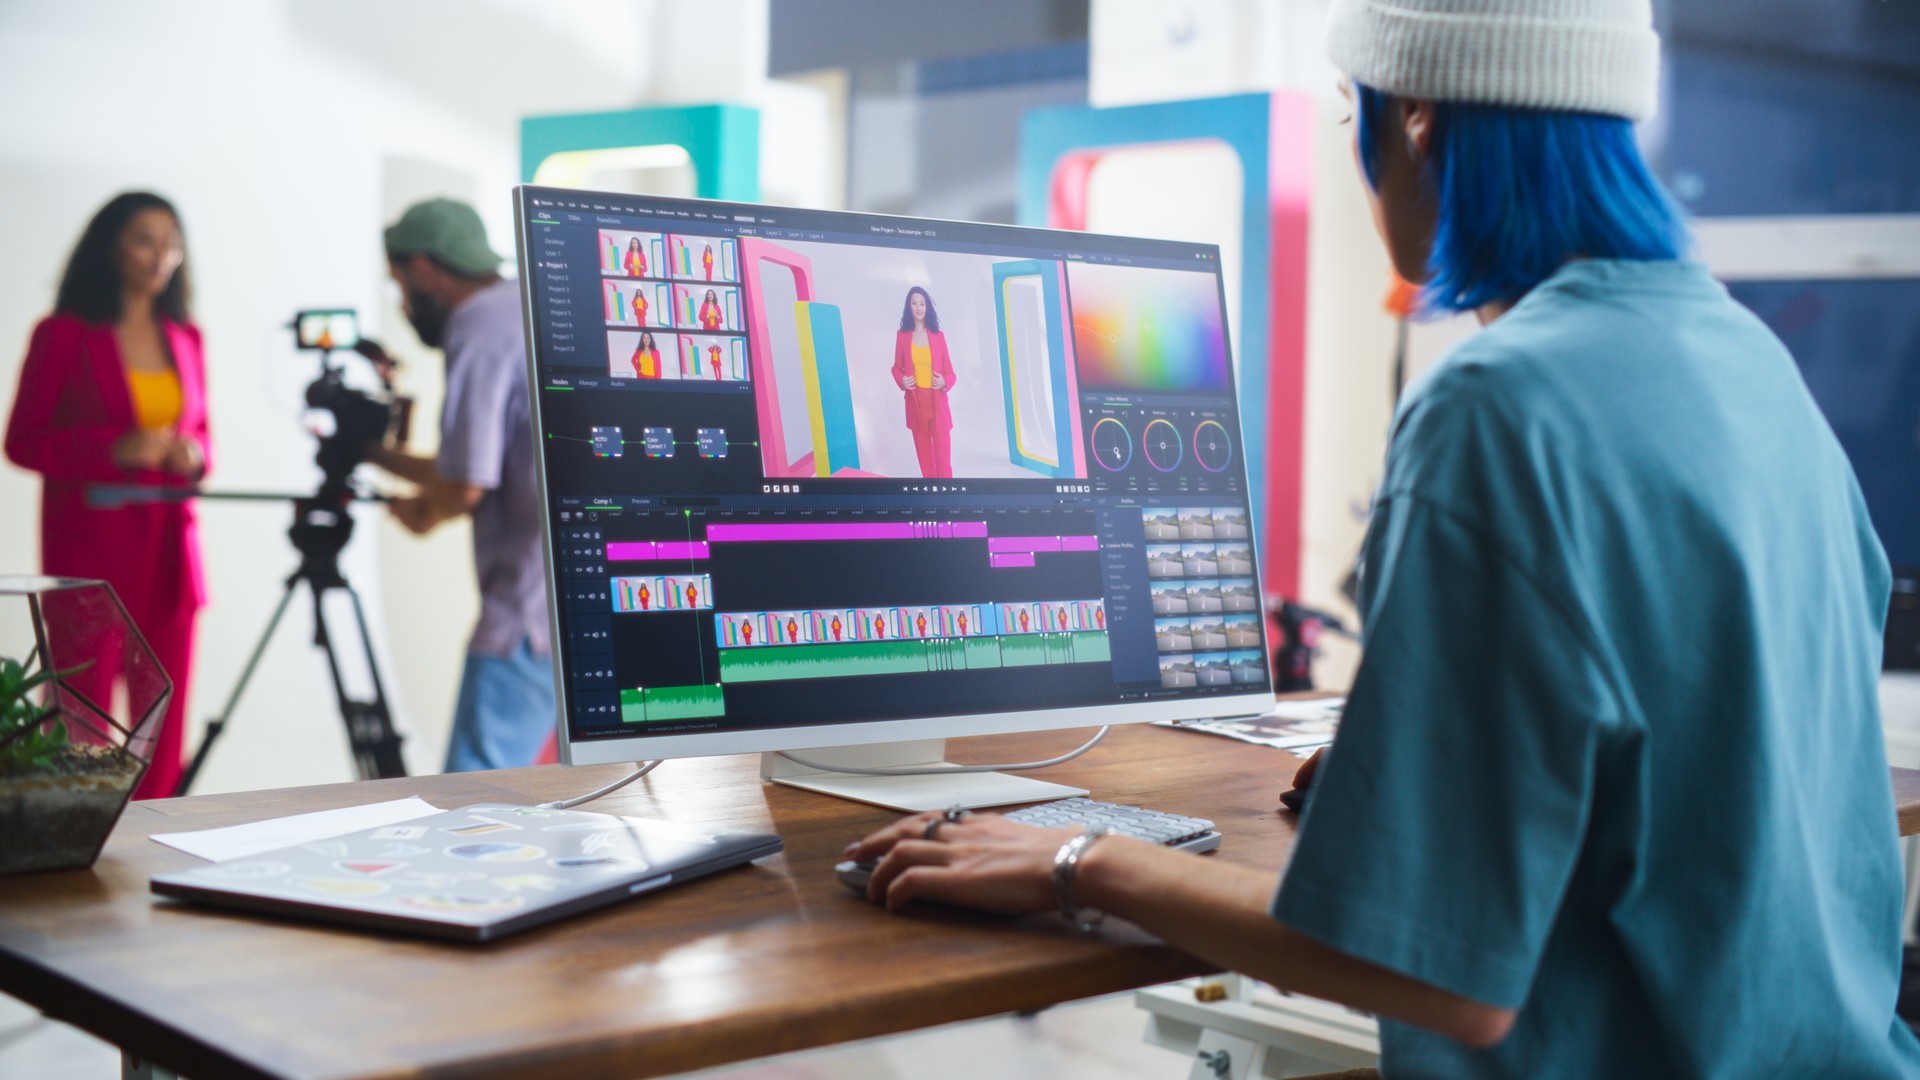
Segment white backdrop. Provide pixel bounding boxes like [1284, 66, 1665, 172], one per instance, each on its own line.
[0, 0, 781, 793]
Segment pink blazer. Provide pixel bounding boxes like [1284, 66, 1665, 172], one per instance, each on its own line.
[5, 314, 212, 617]
[891, 330, 956, 433]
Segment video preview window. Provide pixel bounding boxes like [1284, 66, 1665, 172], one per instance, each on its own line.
[739, 237, 1088, 481]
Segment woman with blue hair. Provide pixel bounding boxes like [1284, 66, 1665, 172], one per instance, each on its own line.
[847, 1, 1920, 1075]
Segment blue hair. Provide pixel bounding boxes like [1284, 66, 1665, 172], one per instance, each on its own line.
[1355, 83, 1689, 314]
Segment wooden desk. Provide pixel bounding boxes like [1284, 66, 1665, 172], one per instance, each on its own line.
[1, 726, 1916, 1080]
[0, 725, 1283, 1080]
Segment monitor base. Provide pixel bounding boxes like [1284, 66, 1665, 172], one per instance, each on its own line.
[760, 740, 1087, 812]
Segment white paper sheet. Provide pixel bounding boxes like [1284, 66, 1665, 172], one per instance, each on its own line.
[1156, 698, 1345, 757]
[151, 796, 442, 863]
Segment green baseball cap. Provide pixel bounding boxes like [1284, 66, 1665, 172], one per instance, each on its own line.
[384, 198, 501, 276]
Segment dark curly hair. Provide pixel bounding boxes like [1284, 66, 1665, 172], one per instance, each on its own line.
[55, 192, 192, 325]
[897, 286, 940, 333]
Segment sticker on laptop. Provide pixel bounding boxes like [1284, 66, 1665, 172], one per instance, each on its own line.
[335, 860, 405, 877]
[550, 855, 647, 872]
[375, 842, 430, 859]
[302, 840, 350, 858]
[398, 893, 525, 916]
[193, 861, 290, 880]
[445, 843, 545, 863]
[370, 825, 429, 840]
[298, 877, 390, 898]
[489, 874, 567, 893]
[580, 831, 640, 856]
[443, 819, 519, 837]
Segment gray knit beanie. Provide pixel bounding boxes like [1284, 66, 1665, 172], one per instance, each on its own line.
[1326, 0, 1661, 121]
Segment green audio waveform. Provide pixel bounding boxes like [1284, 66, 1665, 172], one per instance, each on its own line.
[998, 632, 1111, 667]
[964, 636, 1004, 668]
[620, 684, 726, 723]
[717, 632, 1109, 684]
[1072, 632, 1111, 662]
[718, 640, 928, 683]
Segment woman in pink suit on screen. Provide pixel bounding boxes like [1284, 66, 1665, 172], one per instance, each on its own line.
[624, 236, 647, 278]
[698, 288, 724, 331]
[630, 331, 662, 379]
[5, 192, 212, 800]
[890, 286, 956, 479]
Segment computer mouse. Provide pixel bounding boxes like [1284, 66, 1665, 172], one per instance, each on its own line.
[835, 859, 875, 892]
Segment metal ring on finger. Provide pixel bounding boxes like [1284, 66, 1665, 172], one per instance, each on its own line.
[922, 805, 970, 842]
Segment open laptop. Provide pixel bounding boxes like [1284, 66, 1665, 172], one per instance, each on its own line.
[151, 803, 781, 942]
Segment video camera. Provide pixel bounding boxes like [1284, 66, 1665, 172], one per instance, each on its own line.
[292, 309, 411, 496]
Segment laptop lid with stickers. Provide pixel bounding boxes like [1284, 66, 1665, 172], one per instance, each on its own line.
[151, 803, 782, 942]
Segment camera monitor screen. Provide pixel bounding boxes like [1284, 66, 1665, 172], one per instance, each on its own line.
[296, 309, 359, 351]
[514, 186, 1274, 766]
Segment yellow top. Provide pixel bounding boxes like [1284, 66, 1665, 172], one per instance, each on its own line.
[911, 343, 933, 389]
[126, 368, 182, 430]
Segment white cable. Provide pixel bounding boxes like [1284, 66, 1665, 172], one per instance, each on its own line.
[538, 759, 663, 810]
[776, 726, 1109, 776]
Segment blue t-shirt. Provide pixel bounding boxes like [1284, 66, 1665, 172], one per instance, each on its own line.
[1273, 260, 1920, 1078]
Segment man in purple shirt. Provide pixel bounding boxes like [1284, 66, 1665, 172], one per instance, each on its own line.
[372, 198, 553, 772]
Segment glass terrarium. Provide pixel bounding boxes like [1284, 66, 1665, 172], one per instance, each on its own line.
[0, 576, 169, 873]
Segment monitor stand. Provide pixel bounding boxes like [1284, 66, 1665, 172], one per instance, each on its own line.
[760, 739, 1087, 813]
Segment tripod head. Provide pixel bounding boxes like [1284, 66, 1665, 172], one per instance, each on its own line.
[302, 334, 406, 500]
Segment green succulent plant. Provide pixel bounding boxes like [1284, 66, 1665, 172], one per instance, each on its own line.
[0, 651, 85, 774]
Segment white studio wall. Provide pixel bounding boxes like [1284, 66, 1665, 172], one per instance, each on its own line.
[0, 0, 671, 793]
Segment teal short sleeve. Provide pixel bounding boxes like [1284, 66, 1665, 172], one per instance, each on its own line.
[1272, 493, 1621, 1010]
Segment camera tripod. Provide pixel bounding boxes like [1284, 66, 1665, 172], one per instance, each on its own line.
[171, 484, 408, 795]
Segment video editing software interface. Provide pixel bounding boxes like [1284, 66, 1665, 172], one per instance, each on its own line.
[518, 187, 1271, 746]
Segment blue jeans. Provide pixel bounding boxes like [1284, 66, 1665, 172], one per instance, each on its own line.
[444, 639, 557, 772]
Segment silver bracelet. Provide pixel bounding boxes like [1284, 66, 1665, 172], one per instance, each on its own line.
[1052, 828, 1111, 931]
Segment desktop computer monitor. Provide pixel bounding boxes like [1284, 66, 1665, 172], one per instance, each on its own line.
[514, 185, 1275, 810]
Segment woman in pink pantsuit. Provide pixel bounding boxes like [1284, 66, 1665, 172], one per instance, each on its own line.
[5, 192, 212, 800]
[890, 286, 957, 479]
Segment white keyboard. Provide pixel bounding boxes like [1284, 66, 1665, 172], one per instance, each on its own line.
[1003, 798, 1221, 853]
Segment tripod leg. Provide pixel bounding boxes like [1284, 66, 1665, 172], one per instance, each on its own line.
[342, 583, 408, 780]
[175, 579, 300, 796]
[309, 579, 408, 782]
